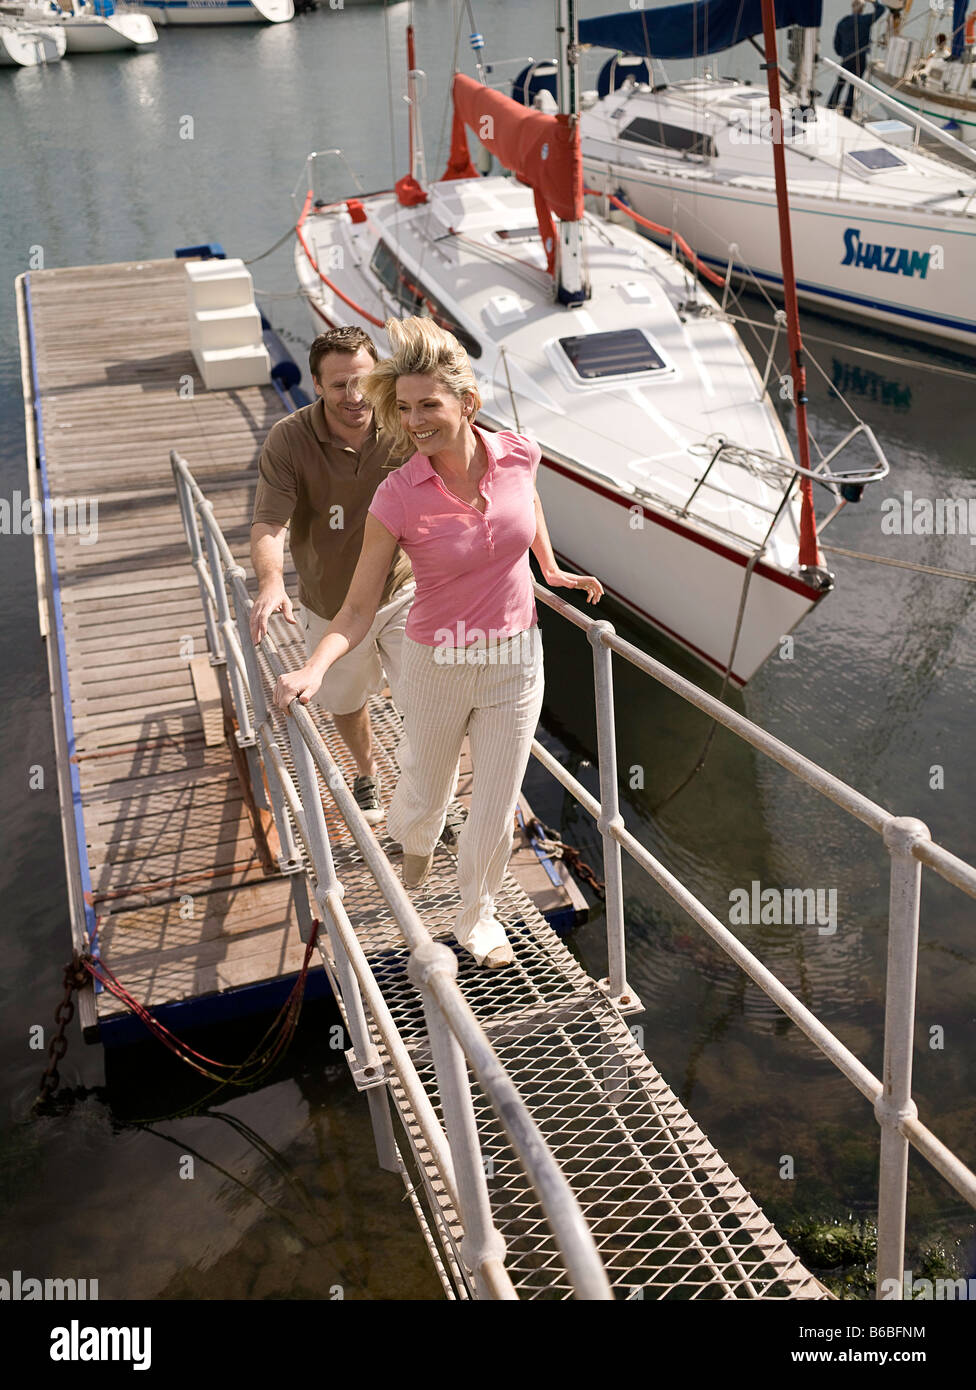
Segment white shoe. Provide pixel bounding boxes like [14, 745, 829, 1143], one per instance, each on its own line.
[478, 942, 515, 970]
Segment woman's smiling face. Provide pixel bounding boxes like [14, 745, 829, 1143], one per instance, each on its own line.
[396, 374, 473, 454]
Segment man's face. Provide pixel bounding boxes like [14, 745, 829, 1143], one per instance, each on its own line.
[314, 347, 376, 432]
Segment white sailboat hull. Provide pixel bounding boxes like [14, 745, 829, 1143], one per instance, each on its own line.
[59, 12, 157, 48]
[584, 161, 976, 348]
[0, 17, 64, 61]
[534, 453, 823, 684]
[581, 80, 976, 349]
[140, 0, 292, 23]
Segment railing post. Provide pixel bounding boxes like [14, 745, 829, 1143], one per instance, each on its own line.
[587, 622, 639, 1011]
[284, 717, 396, 1168]
[228, 573, 303, 871]
[172, 459, 222, 661]
[875, 816, 929, 1299]
[200, 506, 255, 743]
[408, 940, 515, 1300]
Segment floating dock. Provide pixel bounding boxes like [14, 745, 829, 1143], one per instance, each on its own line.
[16, 256, 584, 1046]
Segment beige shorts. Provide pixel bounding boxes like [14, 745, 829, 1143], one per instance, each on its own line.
[302, 581, 415, 716]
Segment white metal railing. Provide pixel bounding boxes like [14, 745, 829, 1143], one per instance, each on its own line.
[531, 585, 976, 1299]
[171, 450, 612, 1301]
[172, 448, 976, 1301]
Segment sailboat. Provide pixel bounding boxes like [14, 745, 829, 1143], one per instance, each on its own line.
[0, 10, 65, 60]
[870, 0, 976, 145]
[572, 0, 976, 350]
[135, 0, 292, 24]
[292, 0, 888, 686]
[19, 0, 157, 49]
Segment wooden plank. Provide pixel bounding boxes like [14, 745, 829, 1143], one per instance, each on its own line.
[189, 655, 224, 747]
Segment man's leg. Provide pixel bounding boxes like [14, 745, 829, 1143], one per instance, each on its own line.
[332, 705, 377, 778]
[302, 606, 388, 822]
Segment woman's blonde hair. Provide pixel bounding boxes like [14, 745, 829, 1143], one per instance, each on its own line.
[360, 316, 482, 457]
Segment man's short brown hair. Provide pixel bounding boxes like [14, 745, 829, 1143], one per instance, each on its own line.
[309, 327, 379, 382]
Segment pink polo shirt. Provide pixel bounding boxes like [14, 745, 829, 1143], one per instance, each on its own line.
[368, 426, 540, 646]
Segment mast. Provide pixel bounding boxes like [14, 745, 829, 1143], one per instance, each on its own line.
[793, 24, 818, 112]
[555, 0, 589, 305]
[759, 0, 822, 574]
[406, 23, 428, 189]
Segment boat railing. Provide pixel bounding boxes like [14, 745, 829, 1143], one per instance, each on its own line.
[290, 148, 368, 217]
[682, 426, 890, 526]
[172, 446, 976, 1300]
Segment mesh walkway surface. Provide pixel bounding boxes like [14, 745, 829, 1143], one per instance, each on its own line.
[264, 626, 831, 1301]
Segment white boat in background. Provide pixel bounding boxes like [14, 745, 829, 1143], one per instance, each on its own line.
[21, 0, 156, 49]
[137, 0, 292, 23]
[570, 1, 976, 350]
[870, 0, 976, 146]
[291, 3, 889, 685]
[0, 13, 65, 61]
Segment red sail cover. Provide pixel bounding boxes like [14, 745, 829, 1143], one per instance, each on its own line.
[441, 73, 583, 276]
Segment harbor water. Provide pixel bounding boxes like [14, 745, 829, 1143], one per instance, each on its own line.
[1, 0, 973, 1300]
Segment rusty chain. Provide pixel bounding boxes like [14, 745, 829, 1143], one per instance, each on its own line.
[34, 953, 91, 1111]
[524, 816, 606, 900]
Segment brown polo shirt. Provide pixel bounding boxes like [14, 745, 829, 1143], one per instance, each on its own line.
[252, 398, 412, 621]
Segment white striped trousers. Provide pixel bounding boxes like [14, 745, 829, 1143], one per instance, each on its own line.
[387, 628, 545, 960]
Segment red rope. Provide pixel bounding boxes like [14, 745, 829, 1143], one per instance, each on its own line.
[84, 921, 321, 1079]
[583, 186, 726, 287]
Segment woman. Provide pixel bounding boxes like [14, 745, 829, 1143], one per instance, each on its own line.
[273, 317, 602, 969]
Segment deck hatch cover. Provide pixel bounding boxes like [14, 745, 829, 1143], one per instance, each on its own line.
[559, 329, 668, 380]
[619, 115, 715, 159]
[846, 146, 907, 173]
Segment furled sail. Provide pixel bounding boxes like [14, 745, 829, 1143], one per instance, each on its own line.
[578, 0, 823, 61]
[441, 72, 583, 276]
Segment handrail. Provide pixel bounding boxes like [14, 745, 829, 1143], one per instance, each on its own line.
[526, 584, 976, 1296]
[170, 450, 613, 1302]
[171, 448, 976, 1300]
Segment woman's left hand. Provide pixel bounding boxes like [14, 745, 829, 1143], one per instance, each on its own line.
[546, 570, 604, 605]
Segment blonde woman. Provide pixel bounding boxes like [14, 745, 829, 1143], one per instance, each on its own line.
[273, 317, 603, 969]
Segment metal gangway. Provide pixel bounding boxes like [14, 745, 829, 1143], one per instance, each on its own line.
[172, 450, 976, 1301]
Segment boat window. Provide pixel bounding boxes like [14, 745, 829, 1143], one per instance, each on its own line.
[369, 242, 481, 357]
[559, 329, 668, 380]
[619, 116, 715, 158]
[846, 146, 907, 172]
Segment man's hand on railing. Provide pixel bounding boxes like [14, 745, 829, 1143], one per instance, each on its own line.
[273, 664, 323, 712]
[250, 585, 297, 645]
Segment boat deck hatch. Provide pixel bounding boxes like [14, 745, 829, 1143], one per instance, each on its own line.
[559, 328, 668, 379]
[846, 146, 908, 176]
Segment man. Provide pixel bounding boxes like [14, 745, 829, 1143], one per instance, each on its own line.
[249, 326, 414, 825]
[828, 0, 888, 120]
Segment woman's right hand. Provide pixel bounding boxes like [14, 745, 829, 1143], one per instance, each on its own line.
[274, 664, 324, 711]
